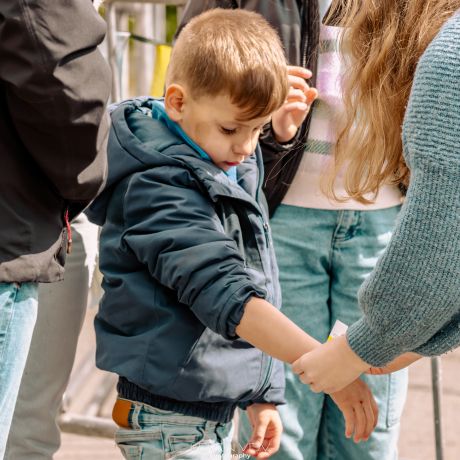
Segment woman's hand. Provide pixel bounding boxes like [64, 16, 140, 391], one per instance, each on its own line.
[271, 66, 318, 143]
[292, 335, 370, 394]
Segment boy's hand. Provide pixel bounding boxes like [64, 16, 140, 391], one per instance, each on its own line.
[271, 66, 318, 143]
[367, 352, 421, 375]
[330, 379, 379, 442]
[292, 335, 370, 394]
[243, 403, 282, 458]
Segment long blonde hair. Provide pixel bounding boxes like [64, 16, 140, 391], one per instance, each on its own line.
[327, 0, 460, 203]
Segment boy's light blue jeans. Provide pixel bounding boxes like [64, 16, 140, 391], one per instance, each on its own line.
[0, 282, 38, 458]
[115, 399, 234, 460]
[240, 204, 408, 460]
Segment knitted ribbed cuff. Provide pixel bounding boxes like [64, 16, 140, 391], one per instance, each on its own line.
[346, 317, 400, 367]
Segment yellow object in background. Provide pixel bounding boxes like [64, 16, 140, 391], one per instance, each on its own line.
[151, 44, 172, 97]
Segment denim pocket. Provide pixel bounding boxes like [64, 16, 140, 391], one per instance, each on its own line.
[166, 433, 204, 459]
[115, 426, 162, 459]
[385, 369, 409, 428]
[118, 444, 143, 460]
[165, 433, 222, 460]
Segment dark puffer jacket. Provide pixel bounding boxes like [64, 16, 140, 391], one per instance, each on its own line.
[86, 98, 284, 423]
[0, 0, 110, 282]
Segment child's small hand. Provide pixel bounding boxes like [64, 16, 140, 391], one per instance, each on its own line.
[367, 352, 421, 375]
[330, 379, 379, 443]
[271, 65, 318, 143]
[243, 403, 282, 458]
[292, 335, 370, 394]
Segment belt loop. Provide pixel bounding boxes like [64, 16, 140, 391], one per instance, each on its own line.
[204, 419, 215, 440]
[131, 402, 142, 430]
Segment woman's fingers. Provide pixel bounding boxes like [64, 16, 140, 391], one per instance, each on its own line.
[287, 74, 312, 93]
[287, 65, 313, 80]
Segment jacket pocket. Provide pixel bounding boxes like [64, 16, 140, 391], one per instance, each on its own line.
[170, 327, 265, 403]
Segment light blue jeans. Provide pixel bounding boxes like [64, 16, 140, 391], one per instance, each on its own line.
[5, 215, 99, 460]
[0, 282, 38, 458]
[115, 399, 234, 459]
[240, 204, 408, 460]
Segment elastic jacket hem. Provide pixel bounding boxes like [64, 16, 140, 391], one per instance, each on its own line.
[117, 377, 237, 424]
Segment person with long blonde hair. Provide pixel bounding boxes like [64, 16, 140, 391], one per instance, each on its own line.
[293, 1, 460, 394]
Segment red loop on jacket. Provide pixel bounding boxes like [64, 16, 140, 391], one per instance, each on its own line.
[65, 209, 72, 254]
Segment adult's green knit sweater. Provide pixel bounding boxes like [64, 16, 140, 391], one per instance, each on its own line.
[347, 12, 460, 366]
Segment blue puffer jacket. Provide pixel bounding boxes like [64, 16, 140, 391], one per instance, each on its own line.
[86, 97, 284, 423]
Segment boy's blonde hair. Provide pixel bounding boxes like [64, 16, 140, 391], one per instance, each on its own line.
[167, 8, 288, 121]
[325, 0, 460, 203]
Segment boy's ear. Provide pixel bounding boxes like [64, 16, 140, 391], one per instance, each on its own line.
[164, 84, 187, 122]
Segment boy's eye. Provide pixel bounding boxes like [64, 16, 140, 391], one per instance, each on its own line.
[220, 126, 237, 135]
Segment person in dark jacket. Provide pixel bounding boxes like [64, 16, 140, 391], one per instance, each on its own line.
[0, 0, 110, 455]
[87, 9, 377, 459]
[179, 1, 408, 460]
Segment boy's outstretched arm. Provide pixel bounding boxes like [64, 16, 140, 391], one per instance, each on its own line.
[236, 297, 378, 442]
[236, 297, 319, 363]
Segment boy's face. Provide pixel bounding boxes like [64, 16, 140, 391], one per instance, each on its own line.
[166, 88, 271, 171]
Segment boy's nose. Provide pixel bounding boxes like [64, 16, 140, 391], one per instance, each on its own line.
[233, 137, 255, 157]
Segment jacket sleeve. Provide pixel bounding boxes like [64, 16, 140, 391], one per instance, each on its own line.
[0, 0, 110, 214]
[122, 168, 267, 340]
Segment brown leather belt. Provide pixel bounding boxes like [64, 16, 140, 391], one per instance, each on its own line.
[112, 398, 132, 428]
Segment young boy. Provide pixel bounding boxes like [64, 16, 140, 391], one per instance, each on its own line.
[87, 9, 377, 459]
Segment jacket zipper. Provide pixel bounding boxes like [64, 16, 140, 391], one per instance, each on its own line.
[253, 355, 274, 401]
[261, 219, 270, 248]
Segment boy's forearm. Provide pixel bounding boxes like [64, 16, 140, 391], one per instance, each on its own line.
[236, 297, 320, 363]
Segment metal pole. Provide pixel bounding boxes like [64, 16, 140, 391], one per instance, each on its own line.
[431, 357, 444, 460]
[105, 2, 120, 102]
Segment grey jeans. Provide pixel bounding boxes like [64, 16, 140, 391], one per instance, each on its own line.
[4, 214, 99, 460]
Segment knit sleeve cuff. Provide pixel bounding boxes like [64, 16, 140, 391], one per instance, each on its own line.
[259, 122, 299, 152]
[346, 317, 402, 367]
[413, 315, 460, 357]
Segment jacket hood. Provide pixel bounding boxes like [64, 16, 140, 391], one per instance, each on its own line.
[86, 97, 261, 225]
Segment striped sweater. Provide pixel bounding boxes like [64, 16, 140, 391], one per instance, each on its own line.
[282, 0, 402, 210]
[347, 12, 460, 366]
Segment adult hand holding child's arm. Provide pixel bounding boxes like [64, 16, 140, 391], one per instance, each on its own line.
[236, 298, 378, 443]
[292, 335, 371, 394]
